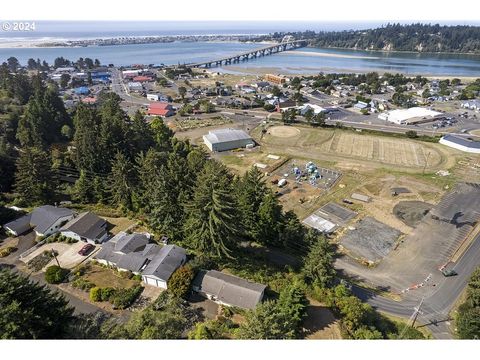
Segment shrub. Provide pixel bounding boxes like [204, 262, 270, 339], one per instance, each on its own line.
[0, 246, 17, 258]
[168, 266, 195, 299]
[90, 287, 102, 302]
[100, 287, 116, 301]
[118, 270, 133, 279]
[110, 286, 144, 309]
[72, 278, 96, 291]
[45, 265, 69, 284]
[132, 274, 142, 281]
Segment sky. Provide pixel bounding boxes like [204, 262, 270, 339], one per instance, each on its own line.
[0, 0, 479, 22]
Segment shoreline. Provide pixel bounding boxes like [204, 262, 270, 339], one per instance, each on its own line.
[218, 65, 479, 80]
[307, 45, 480, 57]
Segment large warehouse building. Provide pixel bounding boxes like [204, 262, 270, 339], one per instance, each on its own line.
[203, 129, 255, 152]
[439, 135, 480, 154]
[378, 107, 442, 125]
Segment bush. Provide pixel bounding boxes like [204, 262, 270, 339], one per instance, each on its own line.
[110, 286, 144, 309]
[100, 287, 116, 302]
[168, 266, 195, 299]
[118, 270, 133, 279]
[72, 278, 96, 291]
[45, 265, 69, 284]
[90, 287, 102, 302]
[0, 246, 17, 258]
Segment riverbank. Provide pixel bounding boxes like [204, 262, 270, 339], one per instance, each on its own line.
[219, 64, 479, 80]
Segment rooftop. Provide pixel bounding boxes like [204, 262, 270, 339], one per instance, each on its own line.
[204, 129, 252, 144]
[192, 270, 266, 309]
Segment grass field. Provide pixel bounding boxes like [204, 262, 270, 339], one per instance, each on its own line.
[253, 125, 460, 172]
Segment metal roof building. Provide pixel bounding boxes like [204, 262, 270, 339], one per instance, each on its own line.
[439, 135, 480, 154]
[203, 129, 255, 152]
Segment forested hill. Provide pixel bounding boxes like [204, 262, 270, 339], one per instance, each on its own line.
[311, 24, 480, 53]
[259, 24, 480, 54]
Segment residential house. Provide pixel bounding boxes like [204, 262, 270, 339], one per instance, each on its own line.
[60, 212, 108, 244]
[3, 205, 75, 237]
[95, 232, 186, 288]
[192, 270, 266, 309]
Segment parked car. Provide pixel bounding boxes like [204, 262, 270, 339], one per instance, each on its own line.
[78, 244, 95, 256]
[442, 269, 458, 277]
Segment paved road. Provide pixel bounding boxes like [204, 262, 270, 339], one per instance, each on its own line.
[351, 232, 480, 339]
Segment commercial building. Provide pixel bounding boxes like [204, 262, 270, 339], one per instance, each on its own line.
[265, 74, 288, 85]
[378, 107, 442, 125]
[147, 102, 175, 117]
[203, 129, 255, 152]
[439, 135, 480, 154]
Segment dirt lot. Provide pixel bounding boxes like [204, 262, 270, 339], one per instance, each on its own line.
[393, 201, 434, 227]
[303, 299, 342, 339]
[254, 125, 459, 172]
[339, 216, 403, 264]
[216, 149, 284, 175]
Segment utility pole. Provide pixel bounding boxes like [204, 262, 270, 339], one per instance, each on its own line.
[51, 249, 60, 267]
[400, 297, 425, 339]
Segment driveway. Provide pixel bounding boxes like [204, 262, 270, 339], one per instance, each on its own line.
[0, 231, 35, 265]
[21, 241, 97, 270]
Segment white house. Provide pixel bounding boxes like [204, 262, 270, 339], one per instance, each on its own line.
[60, 212, 109, 244]
[95, 232, 186, 289]
[379, 107, 442, 125]
[3, 205, 75, 237]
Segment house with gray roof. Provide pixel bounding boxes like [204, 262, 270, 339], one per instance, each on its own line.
[142, 245, 187, 288]
[192, 270, 266, 309]
[3, 205, 75, 237]
[95, 232, 186, 289]
[60, 212, 108, 244]
[203, 129, 255, 152]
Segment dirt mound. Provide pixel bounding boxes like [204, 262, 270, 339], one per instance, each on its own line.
[393, 201, 433, 228]
[269, 126, 300, 138]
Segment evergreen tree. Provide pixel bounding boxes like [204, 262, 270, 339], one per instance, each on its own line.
[72, 170, 94, 203]
[109, 152, 135, 210]
[184, 161, 240, 258]
[237, 167, 269, 241]
[302, 231, 336, 288]
[151, 116, 174, 152]
[73, 104, 104, 173]
[14, 147, 54, 204]
[0, 269, 75, 339]
[256, 193, 283, 246]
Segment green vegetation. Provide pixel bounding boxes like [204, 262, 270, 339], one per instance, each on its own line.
[238, 283, 308, 339]
[0, 246, 17, 258]
[0, 269, 75, 339]
[167, 265, 195, 299]
[89, 285, 143, 309]
[255, 24, 480, 54]
[44, 265, 70, 284]
[455, 267, 480, 339]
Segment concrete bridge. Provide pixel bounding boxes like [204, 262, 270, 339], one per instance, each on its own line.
[173, 39, 308, 69]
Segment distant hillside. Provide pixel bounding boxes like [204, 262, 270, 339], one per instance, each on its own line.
[255, 24, 480, 54]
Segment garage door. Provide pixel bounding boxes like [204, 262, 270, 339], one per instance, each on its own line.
[144, 277, 158, 287]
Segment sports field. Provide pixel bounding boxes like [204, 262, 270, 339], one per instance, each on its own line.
[256, 125, 457, 170]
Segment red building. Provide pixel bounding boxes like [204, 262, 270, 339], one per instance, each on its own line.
[147, 102, 175, 117]
[133, 75, 153, 82]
